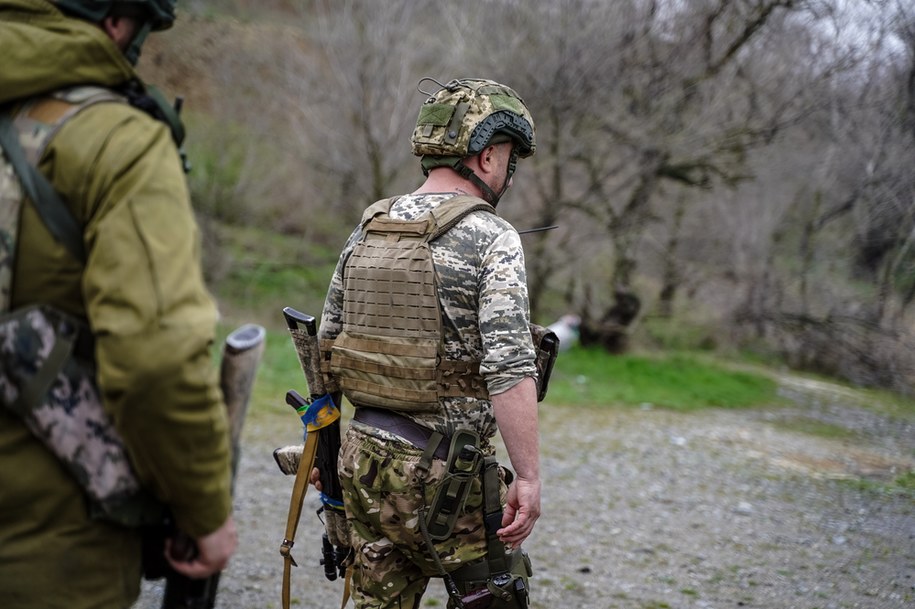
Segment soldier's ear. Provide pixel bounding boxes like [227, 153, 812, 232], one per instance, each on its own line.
[101, 15, 139, 51]
[476, 144, 499, 175]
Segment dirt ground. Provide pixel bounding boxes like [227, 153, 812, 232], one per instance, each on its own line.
[135, 373, 915, 609]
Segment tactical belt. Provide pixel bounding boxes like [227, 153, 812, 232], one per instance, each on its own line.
[353, 406, 449, 461]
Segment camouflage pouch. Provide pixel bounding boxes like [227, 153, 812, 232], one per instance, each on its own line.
[0, 304, 162, 526]
[0, 143, 22, 312]
[529, 324, 559, 402]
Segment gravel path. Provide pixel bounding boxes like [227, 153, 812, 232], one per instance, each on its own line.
[135, 374, 915, 609]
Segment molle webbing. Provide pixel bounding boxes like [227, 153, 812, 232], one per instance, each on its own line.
[328, 196, 494, 412]
[343, 216, 439, 340]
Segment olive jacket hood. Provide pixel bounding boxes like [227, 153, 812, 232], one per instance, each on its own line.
[0, 0, 137, 105]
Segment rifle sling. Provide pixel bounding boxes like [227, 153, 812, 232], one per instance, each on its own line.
[280, 430, 320, 609]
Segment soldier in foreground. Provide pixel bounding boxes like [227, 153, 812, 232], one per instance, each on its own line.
[0, 1, 236, 607]
[318, 78, 542, 609]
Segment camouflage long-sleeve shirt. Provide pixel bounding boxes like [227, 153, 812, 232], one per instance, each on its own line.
[319, 193, 537, 442]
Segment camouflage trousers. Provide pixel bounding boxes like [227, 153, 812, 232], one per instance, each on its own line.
[338, 425, 507, 609]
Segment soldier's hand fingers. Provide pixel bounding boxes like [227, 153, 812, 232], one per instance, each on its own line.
[165, 516, 237, 578]
[497, 512, 532, 546]
[165, 554, 218, 579]
[310, 466, 323, 492]
[497, 477, 540, 545]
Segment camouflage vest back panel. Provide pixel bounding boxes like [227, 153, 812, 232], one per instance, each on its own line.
[328, 196, 494, 412]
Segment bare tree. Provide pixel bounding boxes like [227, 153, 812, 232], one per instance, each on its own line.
[465, 2, 822, 334]
[732, 0, 915, 394]
[282, 0, 477, 224]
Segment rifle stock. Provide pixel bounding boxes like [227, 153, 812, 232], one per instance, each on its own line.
[281, 307, 347, 581]
[282, 307, 343, 499]
[159, 323, 266, 609]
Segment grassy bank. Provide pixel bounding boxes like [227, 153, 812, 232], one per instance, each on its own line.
[228, 328, 784, 423]
[547, 347, 780, 411]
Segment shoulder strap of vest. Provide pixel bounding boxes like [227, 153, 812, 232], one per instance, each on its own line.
[360, 197, 396, 226]
[360, 194, 495, 239]
[427, 195, 495, 241]
[0, 87, 126, 264]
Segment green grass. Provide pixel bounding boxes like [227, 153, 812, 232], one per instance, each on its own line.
[547, 347, 779, 411]
[233, 332, 782, 421]
[840, 470, 915, 500]
[206, 221, 341, 331]
[896, 469, 915, 492]
[232, 333, 782, 422]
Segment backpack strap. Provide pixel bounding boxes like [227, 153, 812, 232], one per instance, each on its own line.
[0, 111, 84, 263]
[0, 87, 128, 264]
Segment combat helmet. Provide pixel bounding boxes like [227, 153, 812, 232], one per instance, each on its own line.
[54, 0, 176, 63]
[54, 0, 176, 30]
[412, 78, 536, 206]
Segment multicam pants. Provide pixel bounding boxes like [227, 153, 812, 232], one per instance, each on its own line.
[338, 425, 507, 609]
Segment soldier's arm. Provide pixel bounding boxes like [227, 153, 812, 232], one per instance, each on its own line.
[56, 103, 233, 540]
[478, 226, 541, 545]
[491, 377, 541, 547]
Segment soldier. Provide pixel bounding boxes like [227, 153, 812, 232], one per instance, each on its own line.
[0, 1, 236, 607]
[318, 78, 541, 609]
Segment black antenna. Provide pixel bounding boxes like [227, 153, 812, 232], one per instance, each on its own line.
[517, 225, 559, 235]
[417, 77, 447, 96]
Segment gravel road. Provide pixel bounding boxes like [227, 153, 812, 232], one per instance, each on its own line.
[135, 373, 915, 609]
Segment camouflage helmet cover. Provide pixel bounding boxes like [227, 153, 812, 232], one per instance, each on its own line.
[54, 0, 176, 30]
[412, 78, 536, 160]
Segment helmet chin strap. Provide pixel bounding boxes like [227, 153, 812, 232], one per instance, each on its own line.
[124, 21, 153, 65]
[455, 148, 518, 208]
[420, 148, 517, 208]
[455, 162, 501, 207]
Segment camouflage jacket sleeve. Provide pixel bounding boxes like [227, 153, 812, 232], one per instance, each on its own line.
[477, 225, 537, 395]
[13, 103, 232, 537]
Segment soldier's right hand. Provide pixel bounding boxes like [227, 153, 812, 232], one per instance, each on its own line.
[497, 475, 541, 548]
[165, 515, 238, 579]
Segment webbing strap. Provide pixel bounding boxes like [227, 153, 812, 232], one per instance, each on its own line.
[280, 431, 320, 609]
[3, 307, 76, 417]
[340, 564, 353, 609]
[482, 457, 510, 574]
[359, 195, 495, 241]
[0, 113, 85, 262]
[427, 196, 494, 241]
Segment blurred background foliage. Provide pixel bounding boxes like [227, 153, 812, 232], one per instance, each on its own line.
[140, 0, 915, 396]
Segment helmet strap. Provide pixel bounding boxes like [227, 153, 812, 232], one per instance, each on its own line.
[455, 162, 502, 207]
[123, 21, 153, 65]
[420, 154, 510, 207]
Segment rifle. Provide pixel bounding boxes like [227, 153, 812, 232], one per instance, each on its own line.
[277, 307, 347, 609]
[150, 323, 266, 609]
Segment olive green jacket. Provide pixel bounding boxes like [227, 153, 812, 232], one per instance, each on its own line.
[0, 0, 231, 542]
